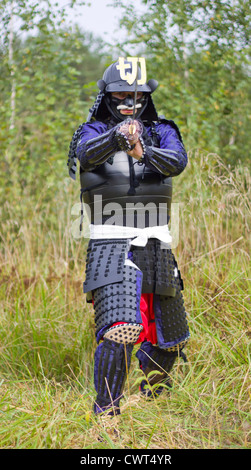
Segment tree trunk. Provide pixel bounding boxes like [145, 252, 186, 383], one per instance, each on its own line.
[9, 0, 16, 131]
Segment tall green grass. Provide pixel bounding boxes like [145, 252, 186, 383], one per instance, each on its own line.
[0, 152, 250, 449]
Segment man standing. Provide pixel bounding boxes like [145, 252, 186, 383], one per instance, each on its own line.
[68, 57, 190, 416]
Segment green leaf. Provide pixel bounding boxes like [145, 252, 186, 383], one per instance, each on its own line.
[36, 93, 46, 101]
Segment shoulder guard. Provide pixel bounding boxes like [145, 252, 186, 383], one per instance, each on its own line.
[158, 115, 183, 143]
[67, 123, 85, 180]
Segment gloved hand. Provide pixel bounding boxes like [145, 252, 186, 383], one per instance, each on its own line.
[115, 119, 143, 151]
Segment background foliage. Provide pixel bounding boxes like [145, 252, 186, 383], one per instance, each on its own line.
[113, 0, 251, 165]
[0, 0, 107, 207]
[0, 0, 250, 450]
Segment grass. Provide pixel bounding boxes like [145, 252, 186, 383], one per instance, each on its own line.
[0, 151, 250, 449]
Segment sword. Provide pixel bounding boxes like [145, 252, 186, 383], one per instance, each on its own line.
[128, 58, 139, 138]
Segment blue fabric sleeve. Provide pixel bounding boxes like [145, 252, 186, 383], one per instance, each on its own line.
[144, 122, 188, 177]
[76, 121, 118, 170]
[76, 120, 136, 170]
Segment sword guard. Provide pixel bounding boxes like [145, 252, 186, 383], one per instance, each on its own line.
[118, 119, 143, 143]
[129, 123, 136, 135]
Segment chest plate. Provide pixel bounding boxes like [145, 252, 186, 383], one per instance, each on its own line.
[80, 151, 172, 227]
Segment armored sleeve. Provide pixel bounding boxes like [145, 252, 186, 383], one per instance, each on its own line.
[144, 122, 188, 177]
[76, 120, 134, 171]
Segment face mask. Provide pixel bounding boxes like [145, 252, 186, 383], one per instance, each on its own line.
[106, 93, 147, 121]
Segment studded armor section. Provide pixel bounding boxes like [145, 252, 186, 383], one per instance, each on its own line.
[83, 239, 189, 351]
[154, 291, 190, 351]
[84, 238, 183, 299]
[92, 263, 143, 337]
[130, 239, 183, 296]
[83, 239, 129, 294]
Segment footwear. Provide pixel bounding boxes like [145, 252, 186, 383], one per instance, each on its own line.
[93, 401, 121, 416]
[139, 378, 171, 399]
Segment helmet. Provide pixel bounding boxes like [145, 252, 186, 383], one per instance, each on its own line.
[97, 59, 157, 93]
[88, 58, 159, 123]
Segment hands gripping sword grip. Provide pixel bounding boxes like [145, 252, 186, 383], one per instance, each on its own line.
[115, 119, 143, 151]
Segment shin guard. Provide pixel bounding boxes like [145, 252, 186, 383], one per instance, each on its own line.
[94, 337, 133, 415]
[136, 341, 178, 398]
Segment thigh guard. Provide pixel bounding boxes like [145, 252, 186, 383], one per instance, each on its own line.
[130, 239, 184, 296]
[83, 239, 129, 298]
[92, 259, 143, 343]
[154, 291, 190, 351]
